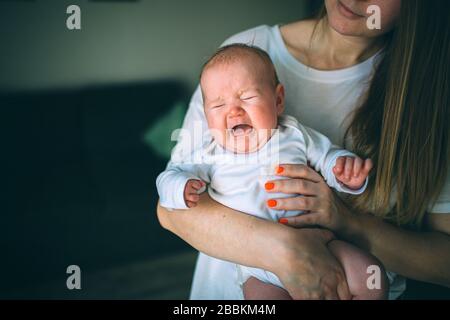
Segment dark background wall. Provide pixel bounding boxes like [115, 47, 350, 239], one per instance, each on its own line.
[0, 0, 309, 93]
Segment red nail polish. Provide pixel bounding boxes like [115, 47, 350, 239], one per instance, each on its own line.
[267, 199, 277, 208]
[265, 182, 275, 190]
[276, 166, 284, 174]
[279, 218, 288, 225]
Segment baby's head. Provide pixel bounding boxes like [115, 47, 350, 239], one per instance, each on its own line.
[200, 44, 284, 153]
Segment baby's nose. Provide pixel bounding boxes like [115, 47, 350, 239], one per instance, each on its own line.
[228, 106, 245, 118]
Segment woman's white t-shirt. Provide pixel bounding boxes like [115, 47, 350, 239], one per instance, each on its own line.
[168, 25, 450, 300]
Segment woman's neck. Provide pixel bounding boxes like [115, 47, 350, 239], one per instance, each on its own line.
[310, 18, 385, 69]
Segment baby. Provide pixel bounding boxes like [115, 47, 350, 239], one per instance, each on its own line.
[157, 44, 388, 300]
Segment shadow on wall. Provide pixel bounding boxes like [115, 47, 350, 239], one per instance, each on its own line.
[0, 80, 193, 297]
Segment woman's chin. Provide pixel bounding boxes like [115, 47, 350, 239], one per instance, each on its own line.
[328, 17, 367, 37]
[326, 7, 369, 37]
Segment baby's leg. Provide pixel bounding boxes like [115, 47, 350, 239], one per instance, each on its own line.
[243, 276, 292, 300]
[328, 240, 389, 300]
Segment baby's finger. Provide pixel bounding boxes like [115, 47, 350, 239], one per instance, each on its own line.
[352, 157, 363, 178]
[333, 157, 345, 175]
[362, 159, 373, 174]
[186, 193, 200, 203]
[184, 184, 194, 198]
[186, 200, 197, 208]
[191, 180, 204, 190]
[344, 157, 354, 180]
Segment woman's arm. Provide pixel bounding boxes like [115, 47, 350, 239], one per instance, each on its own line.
[268, 164, 450, 288]
[341, 210, 450, 287]
[157, 192, 351, 299]
[157, 192, 288, 270]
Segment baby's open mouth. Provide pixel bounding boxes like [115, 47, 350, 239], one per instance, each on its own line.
[231, 124, 253, 137]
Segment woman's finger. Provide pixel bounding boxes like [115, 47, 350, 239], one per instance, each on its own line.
[279, 212, 321, 228]
[267, 196, 319, 211]
[276, 164, 323, 182]
[265, 178, 320, 196]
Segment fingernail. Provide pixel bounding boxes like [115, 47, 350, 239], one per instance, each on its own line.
[267, 199, 277, 208]
[279, 218, 288, 225]
[276, 166, 284, 174]
[265, 182, 275, 190]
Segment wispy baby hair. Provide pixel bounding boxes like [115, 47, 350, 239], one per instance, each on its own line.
[200, 43, 280, 88]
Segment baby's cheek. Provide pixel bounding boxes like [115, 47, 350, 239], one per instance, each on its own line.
[255, 112, 277, 130]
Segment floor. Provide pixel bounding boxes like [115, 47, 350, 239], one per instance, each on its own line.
[6, 251, 198, 299]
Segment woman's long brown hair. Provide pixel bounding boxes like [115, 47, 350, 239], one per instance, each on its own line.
[342, 0, 450, 228]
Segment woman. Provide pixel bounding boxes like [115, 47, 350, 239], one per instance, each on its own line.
[157, 0, 450, 299]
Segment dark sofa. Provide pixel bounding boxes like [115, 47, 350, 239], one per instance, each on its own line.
[0, 81, 192, 296]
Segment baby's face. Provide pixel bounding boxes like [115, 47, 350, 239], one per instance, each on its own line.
[201, 59, 284, 153]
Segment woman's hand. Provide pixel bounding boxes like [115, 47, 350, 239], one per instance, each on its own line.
[265, 164, 356, 299]
[159, 194, 352, 299]
[276, 227, 351, 300]
[265, 164, 353, 233]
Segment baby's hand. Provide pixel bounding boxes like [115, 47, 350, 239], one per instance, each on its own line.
[184, 179, 206, 208]
[332, 156, 373, 190]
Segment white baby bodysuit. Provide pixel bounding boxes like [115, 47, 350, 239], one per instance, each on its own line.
[156, 115, 367, 289]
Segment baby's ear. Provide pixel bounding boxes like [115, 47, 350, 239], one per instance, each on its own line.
[275, 84, 285, 115]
